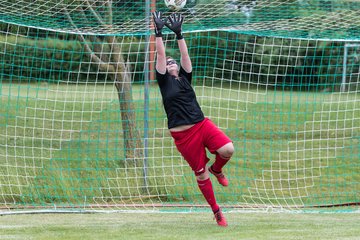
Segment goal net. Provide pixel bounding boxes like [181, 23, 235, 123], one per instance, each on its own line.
[0, 0, 359, 213]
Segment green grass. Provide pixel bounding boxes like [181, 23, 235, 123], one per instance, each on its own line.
[1, 212, 360, 240]
[0, 82, 359, 211]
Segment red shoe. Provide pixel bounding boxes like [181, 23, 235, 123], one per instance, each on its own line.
[214, 209, 228, 227]
[209, 166, 229, 186]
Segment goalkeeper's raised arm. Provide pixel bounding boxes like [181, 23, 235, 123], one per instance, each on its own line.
[165, 13, 192, 74]
[152, 11, 167, 74]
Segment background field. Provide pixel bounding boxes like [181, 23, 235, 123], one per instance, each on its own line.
[1, 82, 360, 210]
[1, 212, 360, 240]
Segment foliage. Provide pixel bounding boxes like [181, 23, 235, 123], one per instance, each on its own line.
[0, 0, 359, 89]
[0, 32, 148, 83]
[188, 31, 346, 91]
[0, 29, 349, 90]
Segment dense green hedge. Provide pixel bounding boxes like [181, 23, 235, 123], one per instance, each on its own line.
[0, 33, 89, 83]
[0, 34, 146, 83]
[188, 31, 347, 91]
[0, 29, 350, 91]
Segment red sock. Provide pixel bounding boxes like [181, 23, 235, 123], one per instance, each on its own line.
[197, 178, 219, 213]
[211, 153, 229, 173]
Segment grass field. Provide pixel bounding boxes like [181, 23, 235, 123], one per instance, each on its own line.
[1, 212, 360, 240]
[0, 82, 359, 212]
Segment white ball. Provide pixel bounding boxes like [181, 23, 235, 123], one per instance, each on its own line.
[164, 0, 187, 11]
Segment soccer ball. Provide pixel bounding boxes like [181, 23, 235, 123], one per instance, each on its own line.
[164, 0, 187, 11]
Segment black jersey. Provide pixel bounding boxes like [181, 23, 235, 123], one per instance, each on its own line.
[156, 67, 205, 129]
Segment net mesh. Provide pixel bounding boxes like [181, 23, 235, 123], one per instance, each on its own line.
[1, 0, 360, 39]
[0, 0, 359, 213]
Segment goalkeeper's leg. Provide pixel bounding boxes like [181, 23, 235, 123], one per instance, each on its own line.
[203, 119, 234, 186]
[170, 121, 228, 226]
[212, 142, 234, 172]
[196, 170, 228, 227]
[208, 143, 234, 186]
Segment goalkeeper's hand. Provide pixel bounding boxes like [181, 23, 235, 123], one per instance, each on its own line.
[152, 11, 166, 37]
[165, 13, 184, 40]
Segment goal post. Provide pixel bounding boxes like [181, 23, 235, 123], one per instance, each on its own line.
[341, 43, 360, 92]
[0, 0, 359, 214]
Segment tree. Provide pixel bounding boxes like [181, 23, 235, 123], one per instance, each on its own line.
[64, 1, 144, 165]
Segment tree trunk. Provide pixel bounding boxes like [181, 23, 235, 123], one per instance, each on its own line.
[107, 36, 144, 165]
[114, 70, 144, 165]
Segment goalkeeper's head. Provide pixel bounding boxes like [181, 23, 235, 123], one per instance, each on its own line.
[166, 56, 180, 76]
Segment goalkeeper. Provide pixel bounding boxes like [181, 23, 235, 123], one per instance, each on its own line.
[152, 11, 234, 227]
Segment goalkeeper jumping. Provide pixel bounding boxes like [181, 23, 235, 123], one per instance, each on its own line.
[152, 11, 234, 227]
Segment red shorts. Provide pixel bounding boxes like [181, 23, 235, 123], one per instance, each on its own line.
[170, 118, 232, 176]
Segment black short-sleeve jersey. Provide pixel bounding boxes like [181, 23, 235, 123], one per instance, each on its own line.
[156, 67, 205, 129]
